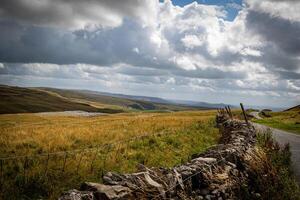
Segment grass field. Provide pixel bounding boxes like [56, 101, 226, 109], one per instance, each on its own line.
[0, 110, 220, 199]
[253, 110, 300, 134]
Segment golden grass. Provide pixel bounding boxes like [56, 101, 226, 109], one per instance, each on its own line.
[0, 110, 217, 156]
[0, 110, 220, 199]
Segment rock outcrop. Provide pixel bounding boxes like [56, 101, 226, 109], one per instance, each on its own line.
[59, 114, 257, 200]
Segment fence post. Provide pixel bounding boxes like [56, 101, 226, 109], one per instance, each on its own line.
[62, 152, 68, 172]
[101, 144, 111, 177]
[44, 153, 50, 177]
[227, 106, 233, 118]
[23, 157, 28, 185]
[0, 159, 3, 191]
[76, 152, 83, 174]
[225, 106, 230, 117]
[90, 147, 99, 173]
[240, 103, 249, 125]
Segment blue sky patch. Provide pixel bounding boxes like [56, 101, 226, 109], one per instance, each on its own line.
[168, 0, 243, 21]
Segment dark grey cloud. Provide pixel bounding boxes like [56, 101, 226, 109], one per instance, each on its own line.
[275, 71, 300, 80]
[246, 10, 300, 55]
[0, 19, 164, 67]
[245, 9, 300, 80]
[0, 0, 155, 29]
[172, 68, 246, 79]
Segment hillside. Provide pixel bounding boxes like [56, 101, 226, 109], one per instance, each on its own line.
[0, 85, 201, 114]
[284, 105, 300, 112]
[169, 99, 234, 109]
[37, 87, 200, 111]
[0, 85, 122, 114]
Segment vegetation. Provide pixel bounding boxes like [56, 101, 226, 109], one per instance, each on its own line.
[0, 110, 220, 199]
[245, 130, 300, 200]
[0, 85, 201, 114]
[0, 85, 123, 114]
[253, 110, 300, 134]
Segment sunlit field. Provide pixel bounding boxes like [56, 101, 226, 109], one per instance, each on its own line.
[253, 110, 300, 134]
[0, 110, 220, 199]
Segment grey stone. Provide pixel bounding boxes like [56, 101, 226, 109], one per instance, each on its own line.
[80, 182, 132, 200]
[58, 189, 94, 200]
[200, 188, 210, 195]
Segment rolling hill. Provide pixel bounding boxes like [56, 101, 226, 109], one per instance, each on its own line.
[37, 87, 198, 111]
[0, 85, 232, 114]
[0, 85, 201, 114]
[0, 85, 123, 114]
[284, 105, 300, 112]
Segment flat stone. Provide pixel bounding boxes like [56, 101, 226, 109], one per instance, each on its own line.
[192, 157, 217, 163]
[81, 182, 132, 200]
[58, 189, 94, 200]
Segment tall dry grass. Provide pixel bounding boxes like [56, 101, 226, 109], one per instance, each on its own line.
[0, 110, 220, 199]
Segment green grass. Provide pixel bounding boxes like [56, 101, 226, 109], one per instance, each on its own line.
[0, 111, 220, 199]
[253, 111, 300, 134]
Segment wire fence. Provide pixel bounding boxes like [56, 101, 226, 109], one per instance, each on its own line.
[0, 127, 217, 199]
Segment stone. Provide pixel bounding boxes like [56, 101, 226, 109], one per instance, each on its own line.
[58, 189, 94, 200]
[211, 189, 218, 195]
[80, 182, 132, 200]
[200, 188, 210, 195]
[196, 196, 204, 200]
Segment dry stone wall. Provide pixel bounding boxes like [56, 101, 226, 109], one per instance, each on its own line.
[59, 114, 258, 200]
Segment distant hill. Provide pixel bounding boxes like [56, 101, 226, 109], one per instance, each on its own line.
[0, 85, 121, 114]
[39, 88, 231, 110]
[284, 105, 300, 112]
[0, 85, 200, 114]
[168, 99, 235, 109]
[0, 85, 232, 114]
[96, 92, 170, 104]
[37, 87, 198, 111]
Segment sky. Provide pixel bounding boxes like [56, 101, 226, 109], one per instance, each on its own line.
[0, 0, 299, 108]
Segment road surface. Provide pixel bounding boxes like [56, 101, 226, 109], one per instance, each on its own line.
[254, 123, 300, 184]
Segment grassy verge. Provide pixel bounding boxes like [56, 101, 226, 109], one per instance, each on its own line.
[245, 130, 300, 199]
[0, 111, 220, 199]
[253, 111, 300, 134]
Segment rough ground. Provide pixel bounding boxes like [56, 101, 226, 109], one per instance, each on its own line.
[254, 123, 300, 184]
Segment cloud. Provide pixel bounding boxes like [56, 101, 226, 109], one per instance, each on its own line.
[246, 10, 300, 55]
[0, 0, 158, 29]
[246, 0, 300, 22]
[0, 0, 299, 107]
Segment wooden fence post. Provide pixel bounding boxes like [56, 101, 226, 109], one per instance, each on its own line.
[0, 159, 3, 191]
[23, 157, 28, 185]
[240, 103, 249, 125]
[62, 152, 68, 172]
[76, 153, 83, 174]
[225, 106, 230, 117]
[90, 147, 99, 173]
[227, 106, 233, 118]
